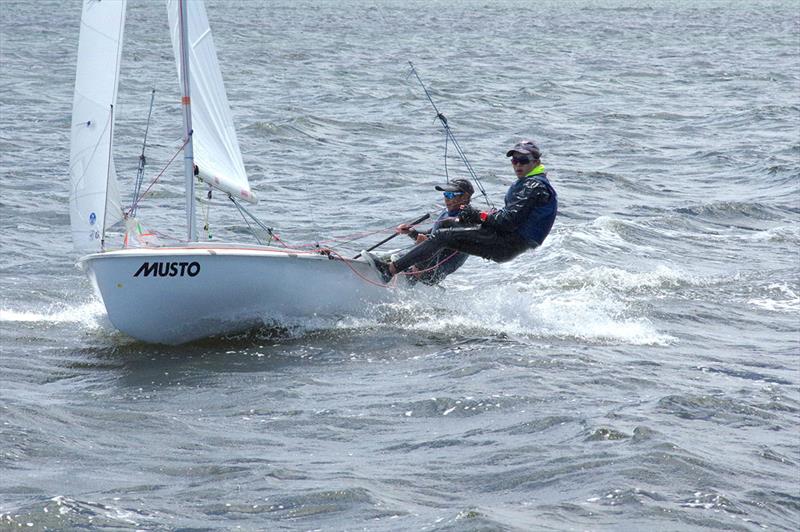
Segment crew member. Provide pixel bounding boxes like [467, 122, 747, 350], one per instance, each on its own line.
[372, 140, 557, 282]
[396, 178, 474, 285]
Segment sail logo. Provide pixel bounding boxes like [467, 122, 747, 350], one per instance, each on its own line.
[134, 261, 201, 278]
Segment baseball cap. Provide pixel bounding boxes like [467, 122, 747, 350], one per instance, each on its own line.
[434, 178, 474, 195]
[505, 140, 541, 159]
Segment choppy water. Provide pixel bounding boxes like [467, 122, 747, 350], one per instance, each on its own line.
[1, 0, 799, 530]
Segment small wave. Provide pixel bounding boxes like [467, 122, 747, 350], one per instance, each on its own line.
[0, 495, 158, 530]
[748, 283, 800, 313]
[657, 394, 777, 427]
[566, 216, 680, 256]
[676, 201, 784, 221]
[199, 487, 386, 521]
[680, 491, 747, 515]
[586, 487, 664, 507]
[548, 264, 688, 293]
[748, 225, 800, 244]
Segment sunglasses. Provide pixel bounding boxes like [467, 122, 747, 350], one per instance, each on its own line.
[511, 156, 532, 165]
[442, 191, 464, 199]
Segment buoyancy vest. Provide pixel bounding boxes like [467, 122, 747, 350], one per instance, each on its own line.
[503, 165, 558, 246]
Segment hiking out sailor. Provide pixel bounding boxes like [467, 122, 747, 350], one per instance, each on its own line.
[370, 140, 557, 282]
[395, 178, 474, 285]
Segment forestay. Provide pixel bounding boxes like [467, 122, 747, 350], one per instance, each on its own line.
[166, 0, 257, 204]
[69, 0, 126, 252]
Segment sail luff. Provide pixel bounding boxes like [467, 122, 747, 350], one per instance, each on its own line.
[101, 103, 116, 250]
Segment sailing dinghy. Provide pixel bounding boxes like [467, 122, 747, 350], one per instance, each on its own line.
[69, 0, 400, 344]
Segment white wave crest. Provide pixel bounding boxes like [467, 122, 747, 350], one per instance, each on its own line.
[0, 301, 107, 328]
[548, 263, 687, 292]
[748, 283, 800, 312]
[395, 276, 675, 346]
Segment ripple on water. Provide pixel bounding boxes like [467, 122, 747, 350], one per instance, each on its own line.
[656, 394, 783, 428]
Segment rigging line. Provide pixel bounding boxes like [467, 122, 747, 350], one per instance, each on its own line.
[126, 136, 189, 216]
[407, 62, 494, 209]
[191, 176, 288, 247]
[202, 187, 212, 240]
[313, 215, 433, 248]
[324, 248, 397, 289]
[275, 219, 424, 249]
[317, 211, 436, 248]
[325, 247, 458, 288]
[443, 130, 449, 182]
[229, 196, 263, 245]
[131, 87, 157, 217]
[403, 250, 459, 276]
[410, 61, 488, 202]
[228, 196, 290, 248]
[150, 229, 186, 244]
[367, 5, 491, 206]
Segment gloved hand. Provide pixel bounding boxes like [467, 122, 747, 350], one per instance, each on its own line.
[458, 205, 482, 225]
[437, 217, 458, 229]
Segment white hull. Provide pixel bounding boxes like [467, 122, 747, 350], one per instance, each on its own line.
[79, 244, 399, 344]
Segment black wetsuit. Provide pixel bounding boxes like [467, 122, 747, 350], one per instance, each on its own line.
[392, 167, 557, 272]
[407, 209, 469, 285]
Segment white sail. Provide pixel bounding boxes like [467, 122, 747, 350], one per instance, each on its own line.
[167, 0, 257, 204]
[69, 0, 127, 251]
[73, 1, 408, 345]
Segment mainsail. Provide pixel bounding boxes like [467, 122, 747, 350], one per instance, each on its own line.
[69, 0, 126, 251]
[167, 0, 256, 204]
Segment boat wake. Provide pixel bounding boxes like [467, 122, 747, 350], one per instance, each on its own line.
[386, 279, 676, 346]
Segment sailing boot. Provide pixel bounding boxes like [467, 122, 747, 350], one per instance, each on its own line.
[362, 252, 394, 283]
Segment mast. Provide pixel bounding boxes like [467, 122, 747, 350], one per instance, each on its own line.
[101, 103, 116, 250]
[178, 0, 196, 242]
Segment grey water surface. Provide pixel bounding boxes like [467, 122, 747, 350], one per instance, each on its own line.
[1, 0, 798, 530]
